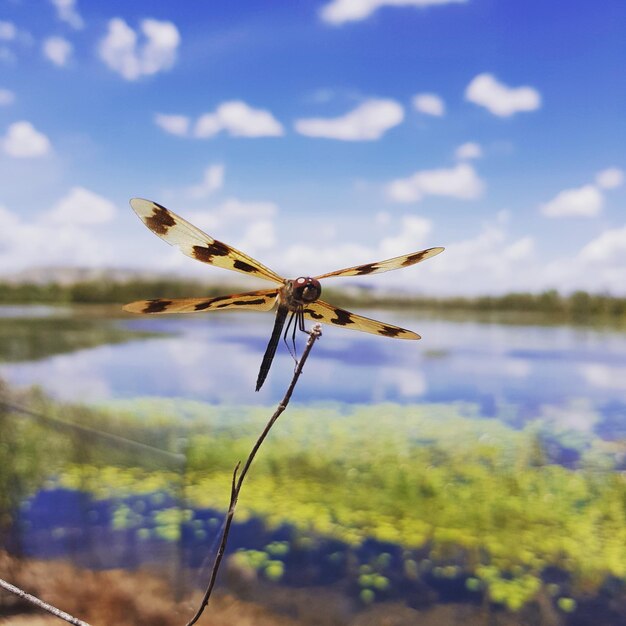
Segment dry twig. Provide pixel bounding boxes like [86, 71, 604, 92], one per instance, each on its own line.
[185, 324, 322, 626]
[0, 576, 92, 626]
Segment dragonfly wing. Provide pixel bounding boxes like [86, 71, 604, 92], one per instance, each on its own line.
[130, 198, 284, 284]
[123, 289, 279, 314]
[314, 246, 444, 280]
[303, 299, 420, 340]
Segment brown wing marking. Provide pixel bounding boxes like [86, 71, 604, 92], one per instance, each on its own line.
[303, 299, 420, 340]
[123, 289, 279, 315]
[130, 198, 284, 284]
[314, 246, 444, 280]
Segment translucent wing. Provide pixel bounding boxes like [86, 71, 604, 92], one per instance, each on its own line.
[314, 247, 444, 280]
[130, 198, 284, 284]
[123, 289, 279, 315]
[303, 299, 420, 340]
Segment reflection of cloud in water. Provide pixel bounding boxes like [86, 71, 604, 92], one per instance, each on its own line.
[580, 364, 626, 391]
[538, 399, 599, 433]
[163, 336, 261, 399]
[381, 367, 427, 398]
[0, 305, 66, 319]
[0, 348, 113, 401]
[2, 311, 626, 415]
[503, 358, 531, 378]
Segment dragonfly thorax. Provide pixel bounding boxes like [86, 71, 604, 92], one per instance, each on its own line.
[290, 277, 322, 304]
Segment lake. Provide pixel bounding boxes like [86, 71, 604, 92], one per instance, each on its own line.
[1, 305, 625, 439]
[2, 304, 626, 623]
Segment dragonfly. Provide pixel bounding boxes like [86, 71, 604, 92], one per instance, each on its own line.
[124, 199, 444, 391]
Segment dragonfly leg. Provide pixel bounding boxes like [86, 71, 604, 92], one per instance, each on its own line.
[283, 311, 298, 363]
[297, 307, 308, 333]
[282, 308, 311, 368]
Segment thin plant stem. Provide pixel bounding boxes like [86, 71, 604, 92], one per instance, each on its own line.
[0, 577, 92, 626]
[185, 323, 322, 626]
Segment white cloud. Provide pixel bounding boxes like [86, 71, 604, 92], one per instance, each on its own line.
[43, 36, 73, 67]
[215, 198, 278, 220]
[294, 99, 403, 141]
[184, 198, 279, 235]
[412, 92, 445, 116]
[194, 101, 284, 138]
[387, 163, 484, 203]
[0, 190, 280, 278]
[541, 167, 623, 219]
[503, 236, 534, 261]
[282, 241, 372, 278]
[0, 21, 32, 65]
[455, 141, 482, 160]
[142, 206, 562, 296]
[0, 202, 115, 275]
[154, 102, 283, 143]
[50, 0, 84, 29]
[579, 226, 626, 264]
[46, 187, 117, 225]
[431, 223, 504, 275]
[320, 0, 467, 25]
[154, 113, 190, 137]
[418, 221, 542, 295]
[0, 205, 20, 231]
[140, 19, 180, 74]
[376, 211, 391, 226]
[237, 219, 277, 254]
[98, 18, 180, 81]
[186, 164, 225, 199]
[0, 88, 15, 105]
[540, 184, 603, 218]
[595, 167, 624, 190]
[379, 215, 432, 257]
[2, 121, 51, 158]
[535, 227, 626, 295]
[0, 21, 16, 41]
[276, 213, 539, 297]
[275, 215, 436, 288]
[465, 73, 541, 117]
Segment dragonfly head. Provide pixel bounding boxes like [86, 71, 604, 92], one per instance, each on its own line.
[292, 277, 322, 303]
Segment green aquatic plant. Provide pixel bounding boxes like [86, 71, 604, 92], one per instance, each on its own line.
[3, 385, 625, 615]
[230, 548, 285, 582]
[49, 400, 626, 615]
[557, 597, 577, 613]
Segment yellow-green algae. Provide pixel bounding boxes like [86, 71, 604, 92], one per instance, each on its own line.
[4, 393, 625, 613]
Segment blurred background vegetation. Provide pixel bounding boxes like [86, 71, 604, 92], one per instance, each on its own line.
[1, 375, 625, 625]
[1, 278, 625, 324]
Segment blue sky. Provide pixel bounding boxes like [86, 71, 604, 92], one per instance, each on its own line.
[0, 0, 624, 295]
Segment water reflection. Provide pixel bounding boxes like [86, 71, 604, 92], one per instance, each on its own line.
[580, 363, 626, 391]
[0, 307, 625, 434]
[0, 305, 65, 318]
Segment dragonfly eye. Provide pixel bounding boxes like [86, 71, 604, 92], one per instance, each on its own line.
[293, 277, 321, 303]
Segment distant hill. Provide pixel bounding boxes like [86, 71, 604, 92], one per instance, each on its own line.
[3, 266, 186, 285]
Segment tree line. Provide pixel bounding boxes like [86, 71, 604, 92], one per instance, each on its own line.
[0, 280, 625, 321]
